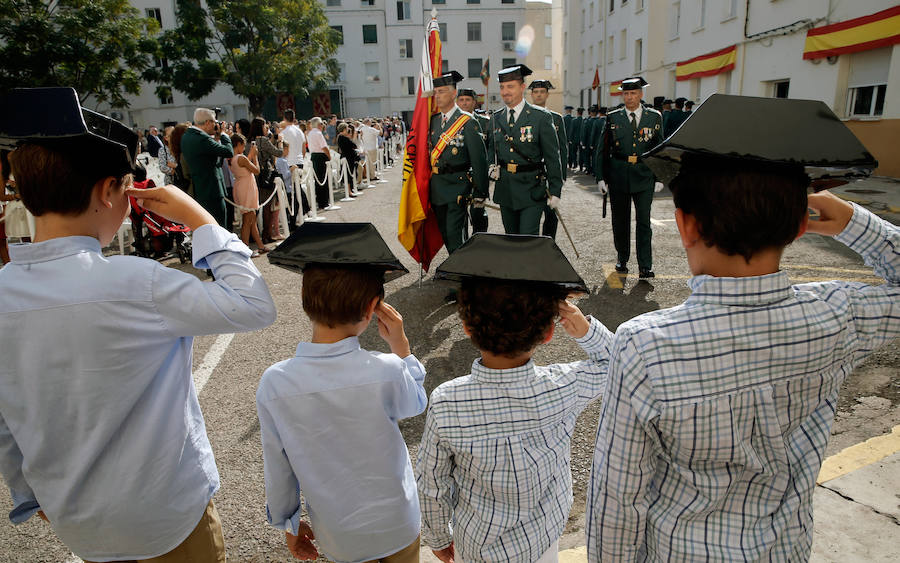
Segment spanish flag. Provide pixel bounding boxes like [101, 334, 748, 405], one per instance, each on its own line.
[676, 45, 737, 81]
[397, 17, 444, 270]
[803, 5, 900, 60]
[609, 80, 622, 96]
[591, 67, 600, 90]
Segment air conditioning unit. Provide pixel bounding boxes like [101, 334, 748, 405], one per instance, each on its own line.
[503, 42, 513, 51]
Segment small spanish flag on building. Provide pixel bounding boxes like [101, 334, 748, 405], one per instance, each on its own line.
[676, 45, 737, 81]
[803, 5, 900, 60]
[609, 80, 622, 96]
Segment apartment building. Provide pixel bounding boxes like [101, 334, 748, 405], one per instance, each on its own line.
[564, 0, 899, 175]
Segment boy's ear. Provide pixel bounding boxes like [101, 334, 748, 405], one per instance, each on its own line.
[794, 211, 809, 240]
[674, 208, 700, 249]
[461, 322, 471, 338]
[364, 296, 379, 321]
[95, 177, 119, 210]
[541, 323, 554, 345]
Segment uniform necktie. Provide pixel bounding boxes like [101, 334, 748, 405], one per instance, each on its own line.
[508, 109, 516, 128]
[441, 114, 448, 127]
[630, 112, 637, 130]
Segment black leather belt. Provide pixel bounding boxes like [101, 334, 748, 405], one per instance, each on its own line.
[499, 160, 542, 173]
[432, 162, 470, 175]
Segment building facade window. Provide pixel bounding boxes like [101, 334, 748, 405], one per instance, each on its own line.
[634, 38, 642, 72]
[468, 58, 483, 77]
[589, 2, 594, 23]
[502, 0, 515, 3]
[396, 1, 410, 20]
[723, 0, 737, 20]
[365, 62, 380, 82]
[157, 87, 173, 105]
[399, 38, 413, 58]
[502, 57, 516, 69]
[439, 22, 448, 42]
[332, 26, 343, 45]
[619, 29, 626, 59]
[849, 84, 887, 116]
[467, 22, 481, 42]
[145, 8, 162, 26]
[433, 0, 445, 3]
[337, 63, 346, 82]
[467, 0, 480, 4]
[361, 0, 374, 5]
[545, 24, 552, 38]
[501, 22, 516, 41]
[772, 80, 789, 98]
[362, 24, 377, 43]
[847, 47, 891, 117]
[401, 76, 416, 95]
[696, 0, 706, 29]
[545, 55, 552, 70]
[326, 0, 340, 6]
[608, 35, 614, 62]
[442, 59, 449, 71]
[670, 1, 681, 38]
[610, 0, 614, 13]
[597, 41, 603, 66]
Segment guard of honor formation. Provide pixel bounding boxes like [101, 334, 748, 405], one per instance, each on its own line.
[427, 64, 697, 287]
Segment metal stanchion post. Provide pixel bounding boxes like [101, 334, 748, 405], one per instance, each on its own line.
[324, 155, 340, 211]
[304, 159, 325, 222]
[339, 158, 356, 202]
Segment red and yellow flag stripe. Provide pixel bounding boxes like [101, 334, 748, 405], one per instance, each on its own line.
[676, 45, 736, 81]
[430, 115, 471, 165]
[803, 5, 900, 60]
[609, 80, 622, 97]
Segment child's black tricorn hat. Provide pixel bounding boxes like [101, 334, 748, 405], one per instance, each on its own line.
[435, 233, 588, 293]
[0, 87, 139, 175]
[268, 223, 409, 281]
[643, 94, 878, 188]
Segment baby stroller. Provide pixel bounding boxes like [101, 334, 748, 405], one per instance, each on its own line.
[129, 178, 192, 263]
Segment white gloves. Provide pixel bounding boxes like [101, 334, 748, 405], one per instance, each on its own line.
[472, 198, 486, 208]
[597, 180, 608, 195]
[488, 164, 500, 180]
[548, 195, 560, 210]
[654, 181, 664, 193]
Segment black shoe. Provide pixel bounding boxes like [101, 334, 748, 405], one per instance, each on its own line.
[615, 262, 628, 273]
[639, 268, 655, 279]
[444, 289, 458, 303]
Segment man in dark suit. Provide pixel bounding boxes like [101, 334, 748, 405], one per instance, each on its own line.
[456, 87, 490, 234]
[486, 64, 562, 235]
[567, 107, 583, 169]
[146, 126, 164, 158]
[428, 72, 489, 254]
[595, 77, 664, 278]
[181, 108, 234, 229]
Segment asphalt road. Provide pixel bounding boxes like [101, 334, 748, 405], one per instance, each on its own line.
[1, 161, 897, 562]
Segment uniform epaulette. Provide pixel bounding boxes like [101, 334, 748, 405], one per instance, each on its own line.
[607, 107, 626, 116]
[645, 107, 663, 116]
[459, 109, 475, 118]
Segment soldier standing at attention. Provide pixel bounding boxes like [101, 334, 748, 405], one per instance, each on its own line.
[456, 87, 490, 234]
[487, 64, 563, 235]
[562, 105, 574, 154]
[428, 71, 489, 255]
[595, 77, 664, 279]
[528, 79, 567, 239]
[567, 107, 584, 170]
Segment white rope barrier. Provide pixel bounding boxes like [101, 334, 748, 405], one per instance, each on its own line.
[300, 158, 325, 222]
[338, 158, 358, 202]
[324, 155, 341, 211]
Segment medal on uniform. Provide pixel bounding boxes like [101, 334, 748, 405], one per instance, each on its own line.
[526, 126, 533, 142]
[520, 127, 527, 142]
[451, 147, 458, 155]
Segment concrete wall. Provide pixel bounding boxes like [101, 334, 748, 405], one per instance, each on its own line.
[845, 119, 900, 178]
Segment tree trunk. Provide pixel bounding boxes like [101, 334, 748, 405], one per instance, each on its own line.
[249, 95, 265, 118]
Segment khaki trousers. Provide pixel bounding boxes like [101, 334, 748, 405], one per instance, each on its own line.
[84, 500, 226, 563]
[360, 535, 420, 563]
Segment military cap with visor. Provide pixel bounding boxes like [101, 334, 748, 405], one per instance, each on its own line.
[498, 64, 533, 83]
[618, 77, 649, 91]
[0, 87, 139, 176]
[642, 94, 878, 188]
[435, 233, 588, 293]
[528, 80, 555, 90]
[268, 222, 409, 281]
[457, 88, 477, 99]
[433, 70, 464, 88]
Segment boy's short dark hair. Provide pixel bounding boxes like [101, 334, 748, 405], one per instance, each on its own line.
[458, 280, 568, 358]
[10, 142, 130, 216]
[302, 265, 385, 328]
[670, 154, 809, 262]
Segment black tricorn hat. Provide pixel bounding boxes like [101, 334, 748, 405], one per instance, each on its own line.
[564, 105, 574, 110]
[528, 80, 554, 90]
[435, 233, 587, 293]
[433, 71, 464, 88]
[642, 94, 878, 187]
[619, 77, 649, 90]
[457, 88, 477, 99]
[498, 64, 533, 82]
[268, 222, 408, 280]
[0, 87, 139, 174]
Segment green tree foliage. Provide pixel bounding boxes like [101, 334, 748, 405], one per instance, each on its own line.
[149, 0, 340, 117]
[0, 0, 159, 108]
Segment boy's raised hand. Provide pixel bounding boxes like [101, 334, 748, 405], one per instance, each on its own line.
[285, 522, 318, 560]
[806, 191, 855, 236]
[125, 184, 216, 232]
[375, 301, 411, 358]
[558, 299, 590, 339]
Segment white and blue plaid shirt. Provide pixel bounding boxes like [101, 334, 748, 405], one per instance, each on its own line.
[587, 205, 900, 562]
[417, 317, 612, 562]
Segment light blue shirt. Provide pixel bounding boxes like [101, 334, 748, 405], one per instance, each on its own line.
[0, 225, 276, 562]
[257, 337, 427, 563]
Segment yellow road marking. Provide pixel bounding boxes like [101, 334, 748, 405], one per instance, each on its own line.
[596, 265, 881, 285]
[601, 264, 625, 289]
[818, 425, 900, 484]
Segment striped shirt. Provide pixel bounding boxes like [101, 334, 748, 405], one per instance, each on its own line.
[417, 317, 612, 562]
[587, 205, 900, 562]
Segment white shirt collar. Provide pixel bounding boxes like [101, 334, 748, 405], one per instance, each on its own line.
[442, 104, 460, 121]
[506, 98, 527, 124]
[625, 104, 643, 124]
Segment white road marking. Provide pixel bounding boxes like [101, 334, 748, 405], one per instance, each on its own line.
[193, 333, 235, 393]
[650, 218, 674, 227]
[65, 554, 82, 563]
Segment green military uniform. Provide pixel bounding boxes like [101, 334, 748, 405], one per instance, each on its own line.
[580, 113, 596, 172]
[539, 107, 567, 238]
[428, 106, 488, 253]
[470, 111, 492, 233]
[567, 111, 583, 168]
[487, 101, 563, 235]
[595, 101, 664, 272]
[180, 127, 233, 229]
